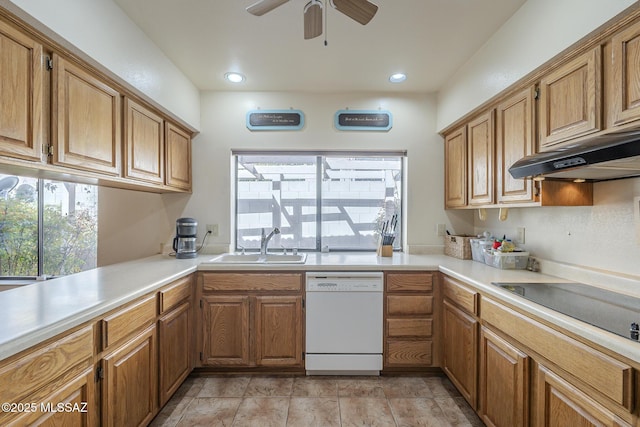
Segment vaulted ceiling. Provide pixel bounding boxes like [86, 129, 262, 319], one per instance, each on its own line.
[114, 0, 526, 93]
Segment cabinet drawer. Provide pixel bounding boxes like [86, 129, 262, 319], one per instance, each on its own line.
[481, 297, 633, 411]
[443, 276, 478, 315]
[201, 273, 302, 292]
[386, 273, 433, 292]
[159, 275, 192, 313]
[102, 294, 156, 349]
[387, 295, 433, 316]
[387, 318, 432, 337]
[386, 340, 432, 367]
[0, 325, 93, 404]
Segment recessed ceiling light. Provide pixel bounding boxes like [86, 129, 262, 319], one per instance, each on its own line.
[225, 72, 245, 83]
[389, 73, 407, 83]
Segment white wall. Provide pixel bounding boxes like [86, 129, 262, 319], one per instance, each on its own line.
[4, 0, 200, 129]
[437, 0, 635, 131]
[187, 92, 473, 254]
[437, 0, 640, 278]
[474, 178, 640, 277]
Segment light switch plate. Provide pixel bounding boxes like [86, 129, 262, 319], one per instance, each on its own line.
[516, 227, 525, 244]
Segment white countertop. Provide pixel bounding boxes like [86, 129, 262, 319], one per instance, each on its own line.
[0, 252, 638, 364]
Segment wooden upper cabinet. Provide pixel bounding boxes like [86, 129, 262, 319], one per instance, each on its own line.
[609, 19, 640, 127]
[52, 54, 122, 175]
[124, 98, 164, 185]
[467, 111, 494, 206]
[165, 122, 192, 191]
[0, 20, 44, 162]
[496, 87, 536, 204]
[444, 125, 467, 208]
[538, 46, 602, 150]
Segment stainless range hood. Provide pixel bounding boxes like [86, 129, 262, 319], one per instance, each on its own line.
[509, 129, 640, 182]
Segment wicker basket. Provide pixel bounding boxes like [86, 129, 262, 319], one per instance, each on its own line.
[444, 235, 473, 260]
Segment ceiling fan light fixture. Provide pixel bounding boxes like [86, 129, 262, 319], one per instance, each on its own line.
[225, 72, 245, 83]
[389, 73, 407, 83]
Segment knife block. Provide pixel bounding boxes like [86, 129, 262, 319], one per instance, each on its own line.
[377, 244, 393, 257]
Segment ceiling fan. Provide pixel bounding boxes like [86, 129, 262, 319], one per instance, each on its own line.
[247, 0, 378, 40]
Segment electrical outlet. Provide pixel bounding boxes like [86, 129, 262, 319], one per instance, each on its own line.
[436, 223, 446, 236]
[516, 227, 525, 244]
[206, 224, 219, 237]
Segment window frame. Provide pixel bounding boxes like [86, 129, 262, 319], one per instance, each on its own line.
[0, 176, 98, 280]
[233, 150, 405, 252]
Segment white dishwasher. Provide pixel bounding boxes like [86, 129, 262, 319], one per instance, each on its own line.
[305, 272, 384, 375]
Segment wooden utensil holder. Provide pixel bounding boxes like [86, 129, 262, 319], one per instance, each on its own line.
[377, 244, 393, 257]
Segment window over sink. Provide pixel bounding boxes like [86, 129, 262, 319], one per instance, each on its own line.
[233, 151, 404, 252]
[0, 174, 97, 279]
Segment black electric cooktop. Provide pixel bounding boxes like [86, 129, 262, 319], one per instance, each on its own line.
[491, 282, 640, 342]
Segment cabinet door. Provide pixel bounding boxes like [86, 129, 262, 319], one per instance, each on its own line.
[444, 125, 467, 208]
[609, 20, 640, 127]
[124, 98, 164, 185]
[443, 300, 478, 408]
[8, 367, 96, 427]
[201, 295, 250, 366]
[165, 122, 192, 191]
[538, 46, 602, 150]
[496, 87, 536, 203]
[255, 295, 303, 367]
[479, 327, 529, 427]
[0, 20, 44, 161]
[102, 325, 157, 427]
[159, 301, 192, 406]
[467, 111, 494, 206]
[535, 364, 630, 427]
[52, 54, 121, 175]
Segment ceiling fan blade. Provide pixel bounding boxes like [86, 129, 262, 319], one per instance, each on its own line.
[304, 1, 323, 40]
[246, 0, 290, 16]
[330, 0, 378, 25]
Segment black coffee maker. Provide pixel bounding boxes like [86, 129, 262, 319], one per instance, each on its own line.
[173, 218, 198, 259]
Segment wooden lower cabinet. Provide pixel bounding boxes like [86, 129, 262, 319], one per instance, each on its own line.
[479, 326, 530, 427]
[102, 324, 158, 427]
[159, 301, 192, 406]
[384, 272, 436, 369]
[198, 273, 304, 370]
[255, 295, 303, 367]
[6, 367, 96, 427]
[535, 364, 630, 427]
[201, 295, 250, 366]
[442, 299, 478, 408]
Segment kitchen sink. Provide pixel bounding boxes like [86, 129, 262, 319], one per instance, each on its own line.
[206, 253, 307, 264]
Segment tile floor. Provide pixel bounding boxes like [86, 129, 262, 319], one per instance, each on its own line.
[150, 375, 484, 427]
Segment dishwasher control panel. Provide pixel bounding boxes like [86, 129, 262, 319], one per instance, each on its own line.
[306, 272, 383, 292]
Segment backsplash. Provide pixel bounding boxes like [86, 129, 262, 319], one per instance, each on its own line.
[474, 177, 640, 279]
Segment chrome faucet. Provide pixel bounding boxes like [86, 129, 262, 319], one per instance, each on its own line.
[260, 227, 280, 255]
